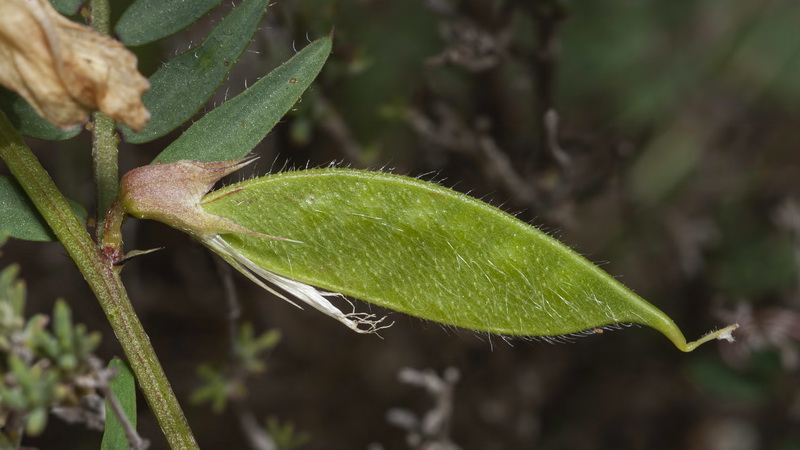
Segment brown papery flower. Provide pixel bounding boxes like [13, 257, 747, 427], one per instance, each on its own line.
[0, 0, 149, 131]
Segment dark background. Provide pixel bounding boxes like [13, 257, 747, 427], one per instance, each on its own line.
[4, 0, 799, 448]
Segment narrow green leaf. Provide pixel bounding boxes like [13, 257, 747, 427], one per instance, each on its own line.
[0, 262, 26, 317]
[201, 169, 737, 351]
[53, 299, 74, 354]
[101, 358, 137, 450]
[115, 0, 222, 47]
[120, 0, 269, 144]
[0, 176, 87, 242]
[0, 89, 81, 141]
[153, 36, 332, 164]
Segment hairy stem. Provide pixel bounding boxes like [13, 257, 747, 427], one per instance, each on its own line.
[0, 112, 198, 449]
[82, 3, 196, 446]
[88, 0, 118, 242]
[91, 111, 119, 241]
[88, 0, 112, 35]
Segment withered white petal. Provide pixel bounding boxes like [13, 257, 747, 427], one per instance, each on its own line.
[206, 235, 392, 334]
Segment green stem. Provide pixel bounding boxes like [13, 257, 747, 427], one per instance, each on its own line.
[92, 111, 119, 242]
[89, 0, 112, 35]
[0, 112, 198, 449]
[88, 0, 118, 243]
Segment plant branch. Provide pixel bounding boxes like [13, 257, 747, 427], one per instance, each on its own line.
[0, 111, 198, 449]
[89, 0, 112, 35]
[91, 111, 119, 241]
[88, 0, 120, 242]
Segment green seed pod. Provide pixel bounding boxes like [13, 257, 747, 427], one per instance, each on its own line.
[120, 161, 738, 351]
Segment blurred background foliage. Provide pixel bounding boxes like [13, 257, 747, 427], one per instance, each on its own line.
[1, 0, 798, 448]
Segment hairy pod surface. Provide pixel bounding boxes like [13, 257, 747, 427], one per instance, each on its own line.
[200, 168, 737, 350]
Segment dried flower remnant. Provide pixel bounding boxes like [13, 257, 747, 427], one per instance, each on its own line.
[0, 0, 150, 130]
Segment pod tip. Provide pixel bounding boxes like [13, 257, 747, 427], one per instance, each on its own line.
[683, 323, 739, 352]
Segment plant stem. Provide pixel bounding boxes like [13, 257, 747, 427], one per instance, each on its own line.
[89, 0, 112, 35]
[92, 111, 119, 242]
[88, 0, 118, 243]
[0, 112, 198, 449]
[81, 3, 196, 446]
